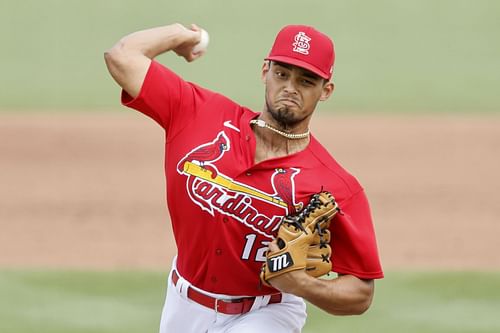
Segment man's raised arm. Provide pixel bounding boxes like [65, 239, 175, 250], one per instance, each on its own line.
[104, 23, 204, 98]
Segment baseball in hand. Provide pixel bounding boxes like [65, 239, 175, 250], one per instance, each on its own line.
[192, 29, 209, 54]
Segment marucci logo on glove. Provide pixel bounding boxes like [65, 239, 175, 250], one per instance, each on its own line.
[268, 253, 294, 272]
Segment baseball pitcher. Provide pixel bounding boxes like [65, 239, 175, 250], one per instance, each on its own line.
[105, 23, 383, 333]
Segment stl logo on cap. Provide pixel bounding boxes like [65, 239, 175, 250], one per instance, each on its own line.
[292, 32, 311, 55]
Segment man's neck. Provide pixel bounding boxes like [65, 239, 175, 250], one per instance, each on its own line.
[252, 120, 310, 164]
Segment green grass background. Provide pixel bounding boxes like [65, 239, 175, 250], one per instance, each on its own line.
[0, 0, 499, 112]
[1, 270, 499, 333]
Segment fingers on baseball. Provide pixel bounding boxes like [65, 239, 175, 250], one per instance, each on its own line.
[186, 49, 206, 62]
[189, 23, 201, 32]
[191, 49, 207, 58]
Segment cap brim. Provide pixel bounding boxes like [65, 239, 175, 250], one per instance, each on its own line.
[265, 55, 330, 80]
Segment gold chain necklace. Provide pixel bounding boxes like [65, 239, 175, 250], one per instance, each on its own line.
[250, 119, 310, 140]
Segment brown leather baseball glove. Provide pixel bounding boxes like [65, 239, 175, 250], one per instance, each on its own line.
[260, 191, 339, 286]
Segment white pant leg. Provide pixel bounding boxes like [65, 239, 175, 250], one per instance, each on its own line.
[222, 293, 307, 333]
[159, 270, 217, 333]
[159, 264, 307, 333]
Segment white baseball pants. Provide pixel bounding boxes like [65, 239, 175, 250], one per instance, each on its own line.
[158, 260, 307, 333]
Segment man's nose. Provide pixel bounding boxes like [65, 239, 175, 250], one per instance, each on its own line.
[283, 79, 298, 94]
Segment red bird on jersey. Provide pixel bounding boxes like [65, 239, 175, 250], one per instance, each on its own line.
[272, 167, 301, 215]
[177, 132, 229, 175]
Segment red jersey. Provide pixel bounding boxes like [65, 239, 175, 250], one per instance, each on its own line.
[122, 61, 383, 296]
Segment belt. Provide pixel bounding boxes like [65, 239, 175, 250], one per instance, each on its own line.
[172, 270, 282, 315]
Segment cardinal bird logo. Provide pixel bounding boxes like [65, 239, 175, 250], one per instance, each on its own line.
[177, 131, 304, 235]
[271, 168, 302, 214]
[177, 131, 230, 177]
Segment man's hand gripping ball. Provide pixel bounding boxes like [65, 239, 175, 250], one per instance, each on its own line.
[260, 191, 339, 287]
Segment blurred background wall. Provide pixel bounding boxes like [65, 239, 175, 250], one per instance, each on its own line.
[1, 0, 499, 112]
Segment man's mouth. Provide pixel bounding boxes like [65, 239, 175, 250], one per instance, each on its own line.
[277, 98, 300, 107]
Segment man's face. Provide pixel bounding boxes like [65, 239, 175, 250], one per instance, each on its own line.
[262, 61, 334, 127]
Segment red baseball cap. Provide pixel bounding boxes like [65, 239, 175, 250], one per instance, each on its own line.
[265, 25, 335, 80]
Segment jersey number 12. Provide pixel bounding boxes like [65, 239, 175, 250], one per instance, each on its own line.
[241, 234, 269, 262]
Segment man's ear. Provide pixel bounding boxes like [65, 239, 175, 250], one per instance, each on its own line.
[261, 61, 271, 83]
[320, 82, 335, 101]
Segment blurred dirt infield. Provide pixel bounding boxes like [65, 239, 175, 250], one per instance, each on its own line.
[1, 112, 499, 270]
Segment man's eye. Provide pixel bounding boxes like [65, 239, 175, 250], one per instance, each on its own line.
[275, 71, 286, 78]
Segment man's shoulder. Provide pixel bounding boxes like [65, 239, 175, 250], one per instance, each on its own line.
[191, 86, 256, 121]
[151, 61, 240, 106]
[307, 137, 363, 195]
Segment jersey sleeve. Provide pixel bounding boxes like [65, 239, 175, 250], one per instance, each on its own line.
[331, 189, 384, 279]
[121, 60, 215, 141]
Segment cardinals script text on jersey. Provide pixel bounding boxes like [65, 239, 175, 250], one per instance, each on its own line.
[176, 131, 302, 238]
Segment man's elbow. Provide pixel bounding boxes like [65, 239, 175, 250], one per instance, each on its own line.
[104, 41, 126, 70]
[350, 295, 373, 315]
[330, 296, 372, 316]
[352, 279, 375, 315]
[104, 40, 140, 83]
[333, 279, 375, 316]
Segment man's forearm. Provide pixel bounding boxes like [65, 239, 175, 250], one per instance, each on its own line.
[111, 23, 199, 59]
[269, 271, 374, 316]
[297, 275, 374, 315]
[104, 23, 202, 98]
[299, 274, 374, 315]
